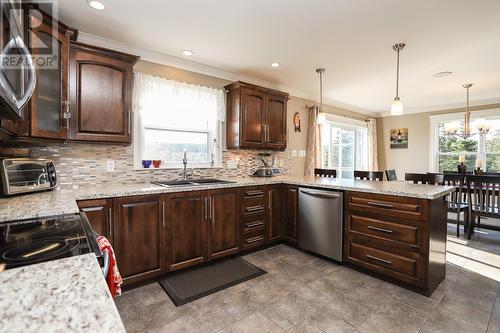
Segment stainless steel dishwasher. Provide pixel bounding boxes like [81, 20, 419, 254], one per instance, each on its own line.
[298, 187, 343, 262]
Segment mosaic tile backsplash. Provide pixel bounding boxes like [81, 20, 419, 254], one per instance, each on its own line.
[28, 143, 291, 190]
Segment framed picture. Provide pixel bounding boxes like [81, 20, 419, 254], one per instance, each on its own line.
[390, 128, 408, 149]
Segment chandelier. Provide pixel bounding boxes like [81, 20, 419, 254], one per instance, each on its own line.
[444, 83, 490, 139]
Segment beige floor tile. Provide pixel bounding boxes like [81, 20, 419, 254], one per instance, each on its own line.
[356, 298, 429, 333]
[259, 259, 323, 283]
[307, 267, 365, 296]
[220, 312, 284, 333]
[189, 280, 252, 313]
[157, 305, 235, 333]
[120, 298, 194, 332]
[115, 282, 168, 314]
[221, 285, 281, 320]
[488, 294, 500, 333]
[307, 304, 356, 333]
[263, 286, 331, 330]
[286, 321, 325, 333]
[306, 256, 340, 274]
[420, 303, 488, 333]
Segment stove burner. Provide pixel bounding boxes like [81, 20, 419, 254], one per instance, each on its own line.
[2, 237, 80, 264]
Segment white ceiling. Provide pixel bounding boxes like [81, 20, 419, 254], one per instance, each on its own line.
[59, 0, 500, 116]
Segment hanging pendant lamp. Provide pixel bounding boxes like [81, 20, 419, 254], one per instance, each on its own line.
[390, 43, 405, 115]
[316, 68, 326, 124]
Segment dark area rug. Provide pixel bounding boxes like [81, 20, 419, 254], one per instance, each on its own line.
[158, 257, 266, 306]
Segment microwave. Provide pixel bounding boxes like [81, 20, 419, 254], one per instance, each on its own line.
[0, 1, 36, 120]
[0, 158, 57, 195]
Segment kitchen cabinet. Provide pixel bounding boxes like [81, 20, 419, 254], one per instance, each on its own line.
[28, 10, 74, 140]
[113, 195, 165, 283]
[77, 199, 113, 244]
[164, 191, 207, 271]
[240, 186, 267, 250]
[68, 42, 139, 143]
[344, 191, 446, 296]
[283, 185, 298, 244]
[225, 81, 288, 150]
[267, 185, 283, 242]
[207, 188, 240, 260]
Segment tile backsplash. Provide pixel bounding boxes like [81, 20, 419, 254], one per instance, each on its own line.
[28, 143, 291, 189]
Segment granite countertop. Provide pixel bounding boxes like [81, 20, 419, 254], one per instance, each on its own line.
[0, 175, 455, 223]
[0, 254, 125, 333]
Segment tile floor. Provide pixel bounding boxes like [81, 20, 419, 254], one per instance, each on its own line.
[115, 224, 500, 333]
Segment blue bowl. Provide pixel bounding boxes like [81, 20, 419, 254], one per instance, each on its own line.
[142, 160, 152, 168]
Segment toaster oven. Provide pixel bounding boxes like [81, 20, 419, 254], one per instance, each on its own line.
[0, 158, 57, 195]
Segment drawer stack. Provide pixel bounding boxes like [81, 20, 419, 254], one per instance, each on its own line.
[344, 191, 445, 295]
[240, 187, 267, 250]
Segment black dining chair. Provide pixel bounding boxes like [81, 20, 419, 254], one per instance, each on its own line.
[405, 173, 444, 185]
[314, 168, 337, 178]
[443, 173, 469, 237]
[385, 169, 397, 181]
[354, 170, 384, 181]
[466, 175, 500, 239]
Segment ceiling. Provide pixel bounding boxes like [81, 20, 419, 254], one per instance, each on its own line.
[59, 0, 500, 116]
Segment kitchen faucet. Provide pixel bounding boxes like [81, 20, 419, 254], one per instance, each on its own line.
[181, 150, 192, 180]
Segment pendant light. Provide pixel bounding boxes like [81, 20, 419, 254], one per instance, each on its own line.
[316, 68, 326, 124]
[390, 43, 405, 115]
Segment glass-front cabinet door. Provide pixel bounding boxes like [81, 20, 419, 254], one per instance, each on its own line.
[28, 10, 71, 139]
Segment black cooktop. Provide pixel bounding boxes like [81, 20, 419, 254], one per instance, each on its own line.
[0, 213, 100, 271]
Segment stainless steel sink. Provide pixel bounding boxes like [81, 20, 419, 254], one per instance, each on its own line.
[152, 179, 236, 188]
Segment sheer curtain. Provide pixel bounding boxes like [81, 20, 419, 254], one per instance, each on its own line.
[367, 118, 378, 171]
[304, 106, 323, 176]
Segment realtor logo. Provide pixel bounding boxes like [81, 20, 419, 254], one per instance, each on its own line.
[0, 0, 59, 69]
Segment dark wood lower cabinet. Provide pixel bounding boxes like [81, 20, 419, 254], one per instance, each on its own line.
[113, 195, 165, 283]
[77, 199, 113, 244]
[207, 189, 240, 260]
[267, 186, 283, 242]
[283, 186, 298, 243]
[165, 191, 207, 271]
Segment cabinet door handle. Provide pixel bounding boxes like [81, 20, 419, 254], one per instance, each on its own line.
[246, 205, 264, 212]
[366, 254, 392, 265]
[209, 197, 213, 221]
[62, 100, 71, 130]
[246, 236, 264, 244]
[81, 206, 103, 212]
[108, 207, 112, 239]
[162, 202, 165, 228]
[367, 225, 393, 234]
[246, 190, 263, 196]
[246, 221, 264, 228]
[367, 201, 394, 209]
[204, 197, 208, 220]
[128, 109, 131, 135]
[268, 191, 272, 211]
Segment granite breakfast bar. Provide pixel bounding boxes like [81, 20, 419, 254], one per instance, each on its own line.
[0, 176, 455, 331]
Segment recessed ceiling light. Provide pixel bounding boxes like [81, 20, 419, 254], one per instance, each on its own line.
[271, 62, 280, 68]
[432, 71, 453, 78]
[181, 50, 193, 56]
[88, 0, 106, 10]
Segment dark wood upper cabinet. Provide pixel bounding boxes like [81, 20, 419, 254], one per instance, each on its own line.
[165, 191, 207, 271]
[68, 42, 139, 143]
[225, 81, 288, 150]
[207, 188, 240, 260]
[28, 10, 73, 140]
[113, 195, 164, 283]
[77, 199, 113, 244]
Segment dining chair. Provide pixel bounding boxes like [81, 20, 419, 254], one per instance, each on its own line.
[314, 168, 337, 178]
[443, 173, 469, 237]
[354, 170, 384, 181]
[466, 175, 500, 239]
[385, 169, 397, 181]
[405, 173, 444, 185]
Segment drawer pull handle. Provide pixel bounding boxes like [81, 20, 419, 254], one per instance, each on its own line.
[246, 190, 263, 196]
[246, 221, 264, 228]
[366, 254, 392, 265]
[367, 225, 393, 234]
[246, 236, 264, 244]
[367, 201, 394, 209]
[246, 205, 264, 212]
